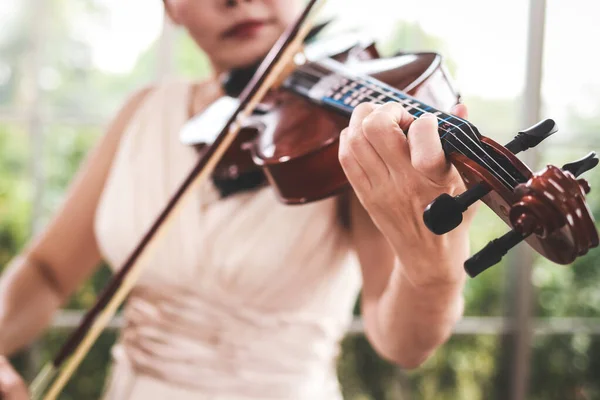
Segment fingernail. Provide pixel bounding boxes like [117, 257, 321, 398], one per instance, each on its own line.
[452, 103, 465, 113]
[420, 112, 437, 121]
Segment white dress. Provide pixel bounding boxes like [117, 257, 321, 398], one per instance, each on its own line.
[94, 79, 363, 399]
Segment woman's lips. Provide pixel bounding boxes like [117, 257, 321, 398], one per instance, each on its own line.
[222, 19, 270, 39]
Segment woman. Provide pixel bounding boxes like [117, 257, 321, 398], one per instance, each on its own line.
[0, 0, 474, 399]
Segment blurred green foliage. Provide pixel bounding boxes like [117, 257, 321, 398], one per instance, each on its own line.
[1, 1, 600, 399]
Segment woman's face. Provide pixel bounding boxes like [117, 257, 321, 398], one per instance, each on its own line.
[165, 0, 302, 71]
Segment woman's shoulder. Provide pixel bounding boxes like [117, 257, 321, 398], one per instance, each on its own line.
[103, 85, 157, 144]
[151, 77, 220, 93]
[129, 78, 223, 118]
[110, 78, 220, 129]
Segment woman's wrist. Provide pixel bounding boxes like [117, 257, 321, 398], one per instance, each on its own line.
[371, 257, 465, 366]
[388, 225, 470, 288]
[385, 263, 465, 342]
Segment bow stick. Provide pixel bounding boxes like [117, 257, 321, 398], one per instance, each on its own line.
[29, 1, 327, 398]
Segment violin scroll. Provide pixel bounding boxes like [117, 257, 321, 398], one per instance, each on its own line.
[465, 161, 599, 277]
[423, 120, 599, 277]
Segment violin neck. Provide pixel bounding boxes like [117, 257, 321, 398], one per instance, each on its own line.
[284, 57, 478, 144]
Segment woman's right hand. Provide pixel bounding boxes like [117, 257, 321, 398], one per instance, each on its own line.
[0, 356, 28, 400]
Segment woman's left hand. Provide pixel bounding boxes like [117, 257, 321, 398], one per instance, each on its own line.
[338, 102, 473, 287]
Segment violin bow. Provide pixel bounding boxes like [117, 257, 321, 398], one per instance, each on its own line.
[29, 1, 328, 398]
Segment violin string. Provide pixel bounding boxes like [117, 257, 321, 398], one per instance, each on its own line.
[293, 70, 470, 159]
[294, 65, 518, 188]
[294, 65, 518, 189]
[362, 81, 518, 180]
[357, 83, 520, 190]
[293, 65, 472, 156]
[300, 65, 520, 188]
[366, 93, 516, 189]
[360, 98, 475, 172]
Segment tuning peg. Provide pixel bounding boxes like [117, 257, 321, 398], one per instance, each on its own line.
[562, 151, 599, 178]
[505, 119, 558, 155]
[464, 230, 528, 277]
[423, 183, 490, 235]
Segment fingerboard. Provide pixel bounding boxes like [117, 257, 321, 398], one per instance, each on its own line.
[291, 58, 477, 141]
[283, 57, 526, 189]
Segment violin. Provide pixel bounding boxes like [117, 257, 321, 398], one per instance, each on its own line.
[184, 33, 599, 277]
[29, 0, 599, 398]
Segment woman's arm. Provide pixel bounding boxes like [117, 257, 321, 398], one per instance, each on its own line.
[341, 103, 475, 368]
[0, 87, 153, 356]
[349, 193, 468, 368]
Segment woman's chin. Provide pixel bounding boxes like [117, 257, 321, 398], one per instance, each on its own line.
[215, 31, 281, 70]
[216, 48, 272, 70]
